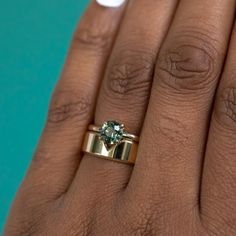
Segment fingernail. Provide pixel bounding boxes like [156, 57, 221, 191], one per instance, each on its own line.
[96, 0, 126, 8]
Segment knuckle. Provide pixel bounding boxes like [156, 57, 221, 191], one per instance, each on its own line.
[73, 24, 112, 52]
[121, 211, 154, 236]
[119, 185, 198, 235]
[4, 207, 44, 236]
[32, 144, 50, 164]
[61, 218, 92, 236]
[215, 86, 236, 129]
[156, 114, 189, 147]
[116, 196, 156, 236]
[104, 49, 154, 101]
[47, 90, 91, 126]
[157, 31, 218, 93]
[42, 198, 94, 236]
[5, 223, 39, 236]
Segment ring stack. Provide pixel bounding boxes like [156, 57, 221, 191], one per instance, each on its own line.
[82, 120, 139, 164]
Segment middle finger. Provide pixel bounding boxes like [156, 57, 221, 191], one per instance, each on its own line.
[129, 0, 235, 228]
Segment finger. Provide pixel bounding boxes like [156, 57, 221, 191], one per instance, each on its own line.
[127, 0, 235, 225]
[14, 1, 126, 202]
[200, 24, 236, 234]
[70, 0, 179, 197]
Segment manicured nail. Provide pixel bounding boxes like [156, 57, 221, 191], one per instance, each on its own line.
[96, 0, 126, 8]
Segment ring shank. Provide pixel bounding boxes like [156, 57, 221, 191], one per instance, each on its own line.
[82, 131, 137, 164]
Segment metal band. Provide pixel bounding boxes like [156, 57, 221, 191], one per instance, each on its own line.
[82, 131, 137, 164]
[88, 125, 139, 142]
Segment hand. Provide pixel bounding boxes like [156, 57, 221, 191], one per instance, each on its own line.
[4, 0, 236, 235]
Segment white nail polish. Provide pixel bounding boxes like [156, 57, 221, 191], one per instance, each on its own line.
[96, 0, 126, 8]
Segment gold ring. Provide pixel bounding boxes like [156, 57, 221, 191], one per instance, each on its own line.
[82, 120, 139, 164]
[88, 125, 139, 142]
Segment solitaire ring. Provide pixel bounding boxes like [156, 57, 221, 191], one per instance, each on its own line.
[82, 120, 139, 164]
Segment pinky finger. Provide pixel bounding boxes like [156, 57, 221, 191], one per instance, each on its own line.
[11, 1, 126, 206]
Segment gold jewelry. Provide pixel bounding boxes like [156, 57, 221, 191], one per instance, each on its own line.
[82, 121, 139, 164]
[88, 125, 139, 142]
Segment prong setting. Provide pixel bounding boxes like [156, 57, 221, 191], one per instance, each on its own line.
[99, 120, 124, 149]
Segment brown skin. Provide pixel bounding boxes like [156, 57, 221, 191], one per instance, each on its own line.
[4, 0, 236, 235]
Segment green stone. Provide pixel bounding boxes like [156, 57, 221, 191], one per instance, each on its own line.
[99, 121, 124, 147]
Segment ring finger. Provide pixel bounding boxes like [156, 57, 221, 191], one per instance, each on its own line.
[70, 0, 179, 196]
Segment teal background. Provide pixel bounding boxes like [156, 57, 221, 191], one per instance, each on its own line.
[0, 0, 88, 232]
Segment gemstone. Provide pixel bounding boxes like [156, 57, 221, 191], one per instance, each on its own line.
[99, 120, 124, 148]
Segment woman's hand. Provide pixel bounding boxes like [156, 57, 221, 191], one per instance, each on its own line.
[4, 0, 236, 235]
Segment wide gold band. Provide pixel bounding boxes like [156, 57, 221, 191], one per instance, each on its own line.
[82, 131, 138, 164]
